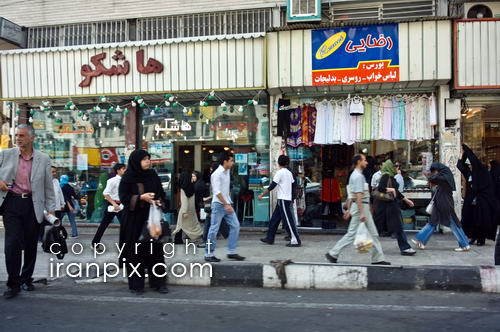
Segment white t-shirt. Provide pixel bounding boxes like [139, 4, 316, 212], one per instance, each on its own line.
[273, 168, 294, 201]
[103, 175, 122, 201]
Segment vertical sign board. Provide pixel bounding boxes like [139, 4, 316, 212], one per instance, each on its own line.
[312, 24, 399, 86]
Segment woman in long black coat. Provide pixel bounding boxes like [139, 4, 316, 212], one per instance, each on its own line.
[374, 160, 416, 256]
[412, 162, 470, 251]
[458, 144, 497, 245]
[119, 149, 169, 294]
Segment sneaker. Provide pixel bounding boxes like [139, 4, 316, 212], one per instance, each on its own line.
[286, 243, 301, 247]
[454, 246, 471, 252]
[260, 238, 274, 245]
[401, 248, 416, 256]
[411, 239, 425, 250]
[204, 256, 221, 263]
[372, 261, 391, 265]
[21, 282, 35, 291]
[227, 254, 245, 261]
[325, 253, 338, 263]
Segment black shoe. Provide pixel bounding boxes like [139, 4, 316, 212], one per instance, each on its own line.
[227, 254, 245, 261]
[325, 253, 337, 263]
[21, 282, 35, 291]
[3, 287, 20, 299]
[155, 285, 169, 294]
[469, 238, 477, 245]
[260, 238, 274, 245]
[286, 243, 301, 247]
[130, 289, 144, 295]
[204, 256, 221, 263]
[372, 261, 391, 265]
[197, 243, 206, 248]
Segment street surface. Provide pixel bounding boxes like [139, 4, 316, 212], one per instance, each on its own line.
[1, 281, 499, 331]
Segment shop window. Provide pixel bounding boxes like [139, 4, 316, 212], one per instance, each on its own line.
[141, 103, 270, 226]
[31, 107, 127, 222]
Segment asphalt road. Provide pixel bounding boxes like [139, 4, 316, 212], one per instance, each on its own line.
[1, 280, 499, 332]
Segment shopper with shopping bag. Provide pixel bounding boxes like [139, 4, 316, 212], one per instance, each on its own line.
[325, 154, 390, 265]
[118, 149, 169, 295]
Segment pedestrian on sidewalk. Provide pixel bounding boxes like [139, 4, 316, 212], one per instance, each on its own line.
[38, 166, 65, 242]
[60, 174, 79, 239]
[373, 160, 416, 256]
[118, 149, 169, 294]
[325, 154, 390, 265]
[204, 152, 245, 262]
[91, 163, 126, 246]
[0, 124, 58, 299]
[412, 162, 471, 252]
[258, 155, 301, 247]
[457, 144, 497, 246]
[172, 171, 204, 245]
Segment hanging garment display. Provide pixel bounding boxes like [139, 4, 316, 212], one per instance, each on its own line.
[349, 96, 364, 115]
[287, 107, 302, 147]
[301, 104, 317, 147]
[314, 100, 334, 145]
[277, 99, 291, 137]
[429, 94, 437, 126]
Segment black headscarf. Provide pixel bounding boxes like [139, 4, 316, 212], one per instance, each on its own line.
[430, 162, 456, 191]
[121, 149, 156, 183]
[179, 171, 195, 197]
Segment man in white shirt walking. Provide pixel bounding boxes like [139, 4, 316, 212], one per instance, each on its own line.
[205, 152, 245, 262]
[258, 155, 301, 247]
[92, 163, 126, 246]
[51, 166, 65, 219]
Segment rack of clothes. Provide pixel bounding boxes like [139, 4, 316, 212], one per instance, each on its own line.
[277, 94, 437, 146]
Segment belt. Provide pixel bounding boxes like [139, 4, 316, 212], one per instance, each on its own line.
[9, 192, 32, 199]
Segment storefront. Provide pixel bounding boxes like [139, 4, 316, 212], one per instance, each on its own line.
[267, 19, 459, 230]
[0, 33, 270, 224]
[455, 19, 500, 162]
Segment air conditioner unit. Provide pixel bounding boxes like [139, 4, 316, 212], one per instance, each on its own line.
[286, 0, 322, 22]
[464, 2, 500, 18]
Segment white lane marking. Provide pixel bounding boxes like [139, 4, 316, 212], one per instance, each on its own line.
[25, 293, 499, 313]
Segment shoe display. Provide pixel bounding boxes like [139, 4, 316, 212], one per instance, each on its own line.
[325, 253, 337, 263]
[227, 254, 245, 261]
[204, 256, 221, 262]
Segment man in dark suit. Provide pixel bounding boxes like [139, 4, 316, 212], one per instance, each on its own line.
[0, 124, 57, 299]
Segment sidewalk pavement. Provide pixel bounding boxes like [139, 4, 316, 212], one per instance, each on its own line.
[0, 225, 499, 293]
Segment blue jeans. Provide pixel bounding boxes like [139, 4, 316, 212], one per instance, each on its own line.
[205, 202, 240, 257]
[62, 211, 78, 237]
[416, 220, 469, 248]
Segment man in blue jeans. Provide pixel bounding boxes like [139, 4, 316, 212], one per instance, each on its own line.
[204, 152, 245, 262]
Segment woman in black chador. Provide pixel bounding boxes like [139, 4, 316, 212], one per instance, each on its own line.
[457, 144, 497, 246]
[119, 149, 169, 294]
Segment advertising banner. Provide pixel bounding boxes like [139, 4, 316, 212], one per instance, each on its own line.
[312, 24, 399, 86]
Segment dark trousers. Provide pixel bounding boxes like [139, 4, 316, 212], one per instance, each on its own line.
[395, 230, 411, 252]
[2, 194, 40, 288]
[495, 227, 500, 265]
[125, 242, 166, 291]
[265, 199, 301, 245]
[92, 208, 123, 244]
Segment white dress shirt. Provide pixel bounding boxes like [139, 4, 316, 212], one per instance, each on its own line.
[103, 175, 122, 202]
[211, 165, 232, 204]
[53, 178, 65, 211]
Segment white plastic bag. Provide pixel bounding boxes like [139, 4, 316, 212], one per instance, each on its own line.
[147, 202, 163, 239]
[354, 222, 373, 253]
